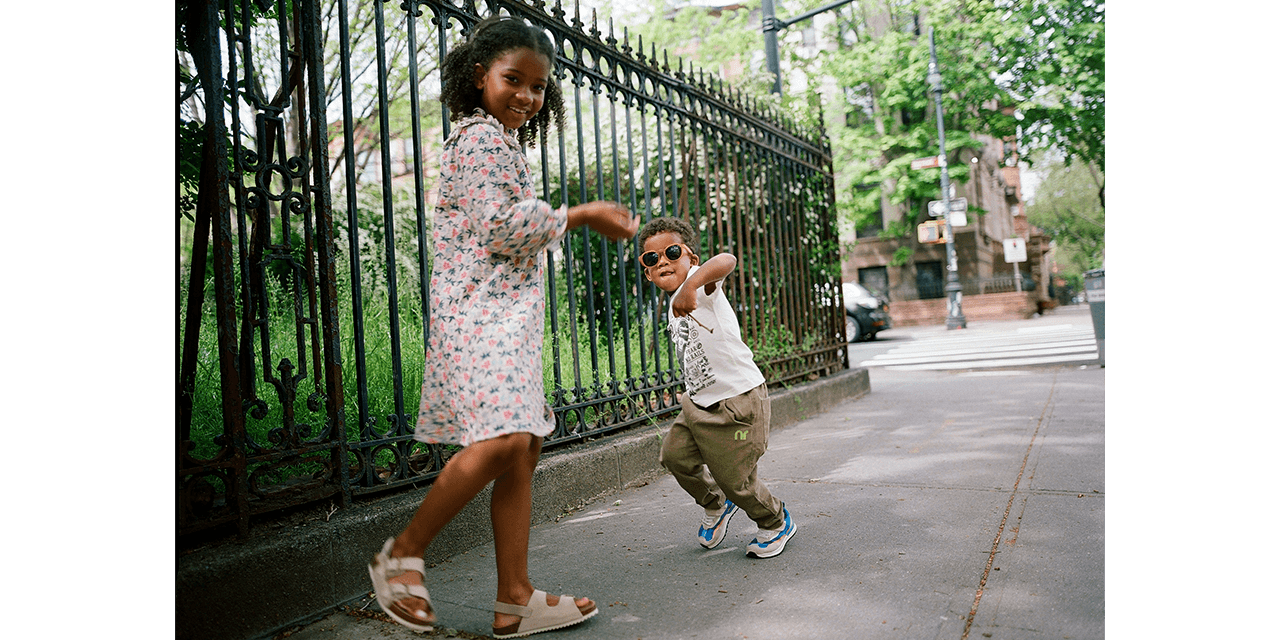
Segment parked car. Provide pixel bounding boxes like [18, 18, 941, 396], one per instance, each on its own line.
[843, 282, 891, 342]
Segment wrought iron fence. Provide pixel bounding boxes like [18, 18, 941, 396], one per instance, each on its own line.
[177, 0, 846, 539]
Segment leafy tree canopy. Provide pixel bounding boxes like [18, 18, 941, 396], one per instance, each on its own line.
[820, 0, 1018, 231]
[992, 0, 1105, 175]
[1025, 153, 1104, 279]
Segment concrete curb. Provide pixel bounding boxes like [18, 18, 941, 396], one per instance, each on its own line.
[176, 367, 870, 640]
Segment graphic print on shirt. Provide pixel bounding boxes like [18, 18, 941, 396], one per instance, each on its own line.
[672, 315, 716, 396]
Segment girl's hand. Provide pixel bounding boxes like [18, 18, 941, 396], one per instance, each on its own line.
[568, 201, 639, 240]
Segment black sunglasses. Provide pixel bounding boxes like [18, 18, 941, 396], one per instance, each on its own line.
[641, 243, 684, 268]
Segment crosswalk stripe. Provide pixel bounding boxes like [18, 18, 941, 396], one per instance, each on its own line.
[871, 336, 1096, 358]
[859, 324, 1098, 371]
[880, 351, 1098, 371]
[863, 341, 1098, 366]
[884, 329, 1095, 351]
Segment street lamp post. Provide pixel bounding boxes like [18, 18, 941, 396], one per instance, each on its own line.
[927, 27, 966, 330]
[761, 0, 857, 94]
[762, 0, 784, 94]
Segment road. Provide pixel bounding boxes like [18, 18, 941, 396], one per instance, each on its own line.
[849, 304, 1099, 372]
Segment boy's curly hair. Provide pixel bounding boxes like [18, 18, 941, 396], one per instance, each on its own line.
[439, 15, 565, 148]
[638, 216, 697, 248]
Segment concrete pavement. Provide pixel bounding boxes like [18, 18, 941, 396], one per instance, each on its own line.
[278, 349, 1104, 639]
[178, 364, 869, 640]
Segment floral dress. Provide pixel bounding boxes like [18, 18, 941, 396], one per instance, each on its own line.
[415, 112, 567, 446]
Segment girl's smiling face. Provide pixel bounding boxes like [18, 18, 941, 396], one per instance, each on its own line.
[474, 47, 550, 131]
[642, 231, 698, 293]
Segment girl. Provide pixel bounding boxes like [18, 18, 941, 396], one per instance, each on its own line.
[366, 15, 638, 638]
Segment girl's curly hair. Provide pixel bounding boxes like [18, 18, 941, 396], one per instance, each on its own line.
[439, 15, 565, 148]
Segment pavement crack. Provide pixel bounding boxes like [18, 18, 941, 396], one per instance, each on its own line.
[961, 368, 1058, 640]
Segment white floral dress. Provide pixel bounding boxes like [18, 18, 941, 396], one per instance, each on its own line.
[415, 112, 567, 446]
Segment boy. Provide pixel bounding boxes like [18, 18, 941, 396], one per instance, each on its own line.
[639, 217, 796, 558]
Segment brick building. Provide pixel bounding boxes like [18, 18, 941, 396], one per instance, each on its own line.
[842, 133, 1055, 327]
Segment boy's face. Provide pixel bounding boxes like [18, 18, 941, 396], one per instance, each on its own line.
[642, 231, 698, 293]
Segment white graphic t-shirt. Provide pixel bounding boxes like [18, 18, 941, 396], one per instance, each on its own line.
[667, 265, 765, 407]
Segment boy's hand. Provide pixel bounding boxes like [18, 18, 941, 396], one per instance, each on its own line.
[671, 285, 697, 317]
[569, 201, 638, 240]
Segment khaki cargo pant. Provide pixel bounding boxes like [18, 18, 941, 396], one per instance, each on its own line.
[659, 383, 785, 531]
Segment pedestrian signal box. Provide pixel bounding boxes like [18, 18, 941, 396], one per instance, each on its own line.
[917, 220, 948, 244]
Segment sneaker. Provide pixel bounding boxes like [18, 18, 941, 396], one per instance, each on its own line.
[745, 505, 796, 558]
[697, 501, 739, 549]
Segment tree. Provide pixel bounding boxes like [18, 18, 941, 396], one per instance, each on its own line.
[993, 0, 1105, 207]
[1025, 153, 1104, 281]
[176, 0, 445, 435]
[628, 0, 777, 97]
[820, 0, 1018, 234]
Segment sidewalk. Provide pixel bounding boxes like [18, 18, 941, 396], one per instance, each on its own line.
[280, 355, 1104, 639]
[178, 368, 869, 640]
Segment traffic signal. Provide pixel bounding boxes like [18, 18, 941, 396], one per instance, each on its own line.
[917, 220, 948, 244]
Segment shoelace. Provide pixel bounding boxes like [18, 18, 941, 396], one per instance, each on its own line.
[702, 507, 727, 529]
[754, 526, 784, 543]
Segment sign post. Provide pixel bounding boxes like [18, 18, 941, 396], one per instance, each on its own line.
[911, 155, 942, 170]
[926, 28, 965, 329]
[928, 197, 966, 217]
[1003, 238, 1027, 292]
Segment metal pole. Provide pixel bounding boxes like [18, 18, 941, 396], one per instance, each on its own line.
[762, 0, 857, 94]
[762, 0, 783, 94]
[927, 27, 966, 329]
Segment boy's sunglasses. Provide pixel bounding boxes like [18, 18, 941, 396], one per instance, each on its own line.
[641, 243, 684, 268]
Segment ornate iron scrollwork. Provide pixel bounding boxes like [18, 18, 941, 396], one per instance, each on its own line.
[179, 0, 841, 541]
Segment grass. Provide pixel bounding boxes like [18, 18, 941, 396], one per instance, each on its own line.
[179, 245, 830, 503]
[180, 261, 679, 465]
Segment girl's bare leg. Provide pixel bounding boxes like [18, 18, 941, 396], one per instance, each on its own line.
[490, 435, 593, 630]
[384, 433, 535, 623]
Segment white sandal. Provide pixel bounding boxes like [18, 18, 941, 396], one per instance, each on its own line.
[367, 537, 434, 632]
[492, 589, 597, 638]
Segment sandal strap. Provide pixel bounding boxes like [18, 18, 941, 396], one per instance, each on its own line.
[368, 538, 435, 633]
[375, 537, 426, 577]
[494, 589, 589, 634]
[388, 581, 431, 602]
[493, 593, 535, 618]
[382, 554, 425, 576]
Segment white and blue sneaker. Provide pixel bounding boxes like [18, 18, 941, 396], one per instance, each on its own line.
[698, 501, 739, 549]
[746, 505, 796, 558]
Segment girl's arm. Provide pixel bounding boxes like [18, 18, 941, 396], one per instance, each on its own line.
[457, 126, 567, 259]
[459, 126, 636, 257]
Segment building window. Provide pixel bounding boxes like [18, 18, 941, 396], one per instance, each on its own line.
[854, 183, 882, 239]
[915, 261, 945, 299]
[855, 206, 883, 239]
[844, 84, 874, 128]
[891, 2, 921, 36]
[802, 25, 816, 47]
[901, 108, 927, 127]
[859, 266, 889, 299]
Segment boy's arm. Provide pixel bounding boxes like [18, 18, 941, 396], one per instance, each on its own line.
[671, 253, 737, 317]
